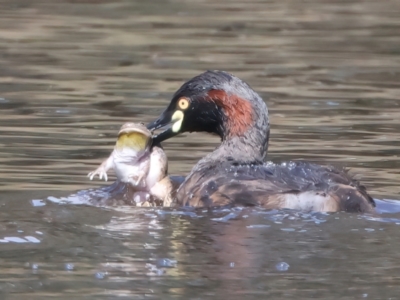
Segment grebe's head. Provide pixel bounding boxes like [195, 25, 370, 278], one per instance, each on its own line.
[147, 70, 270, 145]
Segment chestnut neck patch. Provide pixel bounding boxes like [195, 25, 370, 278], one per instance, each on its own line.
[206, 89, 254, 137]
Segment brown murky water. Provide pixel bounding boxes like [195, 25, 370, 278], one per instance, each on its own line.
[1, 0, 400, 298]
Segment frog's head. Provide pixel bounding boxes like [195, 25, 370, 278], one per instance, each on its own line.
[116, 122, 152, 152]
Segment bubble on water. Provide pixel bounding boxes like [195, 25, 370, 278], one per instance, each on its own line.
[31, 263, 39, 274]
[31, 199, 46, 207]
[275, 262, 290, 271]
[365, 228, 375, 232]
[229, 262, 235, 268]
[65, 263, 75, 271]
[156, 258, 177, 268]
[95, 272, 107, 279]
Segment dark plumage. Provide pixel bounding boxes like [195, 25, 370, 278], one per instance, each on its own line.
[177, 161, 374, 213]
[147, 70, 375, 213]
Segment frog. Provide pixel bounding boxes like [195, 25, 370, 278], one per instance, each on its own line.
[88, 122, 175, 206]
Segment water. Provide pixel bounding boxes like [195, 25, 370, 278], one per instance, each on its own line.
[0, 0, 400, 298]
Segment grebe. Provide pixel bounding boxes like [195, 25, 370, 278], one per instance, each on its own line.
[146, 71, 375, 213]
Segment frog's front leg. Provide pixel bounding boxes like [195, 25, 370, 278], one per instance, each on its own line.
[88, 155, 113, 181]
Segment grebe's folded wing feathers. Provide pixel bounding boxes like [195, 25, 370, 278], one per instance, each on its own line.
[177, 161, 375, 213]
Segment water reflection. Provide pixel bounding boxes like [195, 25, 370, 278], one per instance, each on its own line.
[1, 0, 400, 298]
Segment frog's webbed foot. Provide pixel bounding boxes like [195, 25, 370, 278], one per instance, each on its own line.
[88, 167, 108, 182]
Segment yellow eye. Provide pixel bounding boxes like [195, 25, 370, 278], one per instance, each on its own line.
[177, 98, 190, 110]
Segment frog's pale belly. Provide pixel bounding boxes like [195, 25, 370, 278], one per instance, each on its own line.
[113, 162, 142, 183]
[112, 151, 150, 189]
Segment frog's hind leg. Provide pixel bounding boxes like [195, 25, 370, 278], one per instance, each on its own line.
[128, 172, 147, 187]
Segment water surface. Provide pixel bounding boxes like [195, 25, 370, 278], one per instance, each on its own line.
[1, 0, 400, 298]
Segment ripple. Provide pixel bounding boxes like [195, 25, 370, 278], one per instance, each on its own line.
[0, 236, 41, 243]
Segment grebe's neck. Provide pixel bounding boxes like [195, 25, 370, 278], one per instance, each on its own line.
[198, 110, 270, 166]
